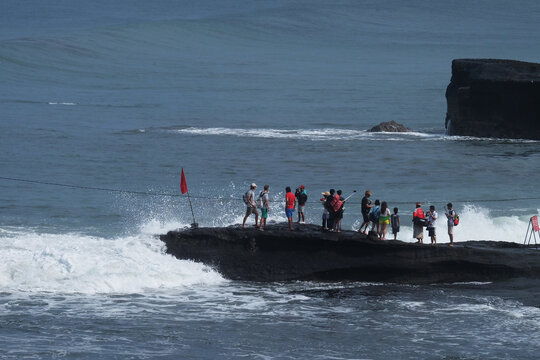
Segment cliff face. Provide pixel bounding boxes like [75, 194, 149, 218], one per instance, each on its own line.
[445, 59, 540, 140]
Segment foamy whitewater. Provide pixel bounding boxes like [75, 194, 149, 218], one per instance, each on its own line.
[1, 0, 540, 358]
[0, 205, 536, 296]
[0, 226, 224, 295]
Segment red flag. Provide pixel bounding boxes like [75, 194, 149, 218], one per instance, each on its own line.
[180, 168, 188, 194]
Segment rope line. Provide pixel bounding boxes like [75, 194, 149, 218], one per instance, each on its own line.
[0, 176, 181, 197]
[1, 176, 539, 205]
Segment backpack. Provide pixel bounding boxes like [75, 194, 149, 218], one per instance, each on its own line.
[454, 213, 460, 226]
[414, 217, 428, 227]
[242, 191, 250, 205]
[332, 197, 343, 213]
[369, 207, 380, 222]
[257, 191, 265, 208]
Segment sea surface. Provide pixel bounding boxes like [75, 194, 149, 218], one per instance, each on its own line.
[1, 1, 540, 358]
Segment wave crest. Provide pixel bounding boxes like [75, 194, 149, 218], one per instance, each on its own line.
[0, 228, 225, 295]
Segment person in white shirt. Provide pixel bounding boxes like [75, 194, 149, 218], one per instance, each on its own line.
[426, 205, 438, 245]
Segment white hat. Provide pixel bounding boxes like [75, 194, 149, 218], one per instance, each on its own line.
[251, 183, 257, 188]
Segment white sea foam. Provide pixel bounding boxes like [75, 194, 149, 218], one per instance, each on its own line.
[0, 227, 225, 295]
[172, 126, 438, 142]
[166, 126, 540, 143]
[48, 102, 77, 106]
[389, 205, 540, 244]
[3, 204, 534, 295]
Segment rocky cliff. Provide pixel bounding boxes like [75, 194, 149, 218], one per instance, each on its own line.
[160, 223, 540, 284]
[445, 59, 540, 140]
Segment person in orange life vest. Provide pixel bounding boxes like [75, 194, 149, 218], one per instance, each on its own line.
[412, 202, 426, 244]
[332, 190, 345, 232]
[325, 189, 336, 230]
[285, 186, 296, 231]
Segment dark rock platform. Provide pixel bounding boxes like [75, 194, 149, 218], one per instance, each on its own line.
[160, 223, 540, 284]
[445, 59, 540, 140]
[369, 120, 411, 132]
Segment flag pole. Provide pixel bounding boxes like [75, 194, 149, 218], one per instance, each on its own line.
[180, 168, 198, 229]
[186, 190, 197, 228]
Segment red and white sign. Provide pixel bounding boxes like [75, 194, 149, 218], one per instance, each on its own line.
[532, 216, 540, 232]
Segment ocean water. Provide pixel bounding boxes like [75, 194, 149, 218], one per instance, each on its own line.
[1, 0, 540, 358]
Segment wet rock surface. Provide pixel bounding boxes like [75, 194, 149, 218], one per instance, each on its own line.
[445, 59, 540, 140]
[368, 120, 411, 132]
[160, 223, 540, 283]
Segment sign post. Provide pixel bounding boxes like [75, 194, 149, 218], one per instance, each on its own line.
[524, 215, 539, 248]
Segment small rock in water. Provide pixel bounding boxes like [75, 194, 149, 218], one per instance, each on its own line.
[369, 120, 411, 132]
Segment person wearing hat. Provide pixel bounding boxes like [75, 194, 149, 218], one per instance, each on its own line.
[295, 185, 308, 224]
[412, 202, 426, 244]
[358, 190, 374, 234]
[320, 191, 330, 230]
[242, 183, 259, 229]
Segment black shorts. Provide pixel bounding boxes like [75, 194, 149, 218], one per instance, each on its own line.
[362, 213, 369, 222]
[427, 227, 436, 237]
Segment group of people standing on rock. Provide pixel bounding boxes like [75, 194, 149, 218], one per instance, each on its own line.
[242, 183, 308, 231]
[242, 184, 458, 244]
[411, 201, 457, 246]
[320, 189, 347, 232]
[357, 190, 398, 240]
[359, 190, 457, 245]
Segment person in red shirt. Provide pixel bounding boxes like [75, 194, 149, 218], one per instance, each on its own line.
[285, 186, 296, 231]
[412, 202, 426, 244]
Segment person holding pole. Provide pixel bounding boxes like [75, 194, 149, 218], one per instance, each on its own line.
[358, 190, 374, 234]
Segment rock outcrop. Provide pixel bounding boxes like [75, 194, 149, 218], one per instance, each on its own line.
[160, 223, 540, 284]
[445, 59, 540, 140]
[369, 120, 411, 132]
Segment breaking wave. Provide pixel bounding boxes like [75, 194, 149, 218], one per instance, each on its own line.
[0, 223, 225, 295]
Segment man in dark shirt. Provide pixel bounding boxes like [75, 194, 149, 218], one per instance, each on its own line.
[358, 190, 373, 234]
[325, 189, 336, 230]
[295, 185, 308, 224]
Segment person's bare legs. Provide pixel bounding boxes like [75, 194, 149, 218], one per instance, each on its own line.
[242, 208, 250, 229]
[381, 224, 388, 240]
